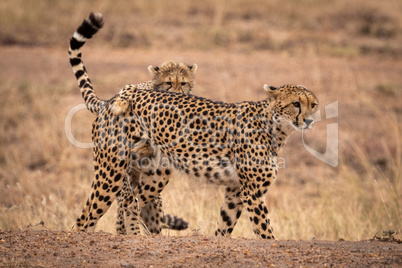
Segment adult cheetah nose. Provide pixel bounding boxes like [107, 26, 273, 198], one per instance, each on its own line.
[304, 119, 313, 127]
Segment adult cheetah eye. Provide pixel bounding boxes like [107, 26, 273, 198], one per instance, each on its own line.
[165, 82, 172, 86]
[311, 103, 317, 109]
[181, 82, 187, 87]
[292, 102, 300, 108]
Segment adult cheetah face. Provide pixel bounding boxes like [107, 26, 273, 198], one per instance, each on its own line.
[264, 84, 318, 131]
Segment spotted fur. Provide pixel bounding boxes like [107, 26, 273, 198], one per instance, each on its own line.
[112, 60, 197, 116]
[69, 12, 193, 234]
[74, 80, 318, 238]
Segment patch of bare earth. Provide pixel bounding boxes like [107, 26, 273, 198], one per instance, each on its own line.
[0, 230, 401, 267]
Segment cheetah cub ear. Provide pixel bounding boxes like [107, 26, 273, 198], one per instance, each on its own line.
[263, 84, 277, 91]
[148, 65, 160, 75]
[188, 64, 198, 73]
[263, 84, 281, 100]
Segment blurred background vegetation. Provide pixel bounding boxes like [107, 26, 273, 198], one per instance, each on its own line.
[0, 0, 401, 240]
[1, 0, 401, 55]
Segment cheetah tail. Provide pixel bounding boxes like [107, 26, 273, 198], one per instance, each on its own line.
[163, 214, 189, 231]
[69, 12, 105, 115]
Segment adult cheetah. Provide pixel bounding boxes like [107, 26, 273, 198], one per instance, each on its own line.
[71, 13, 318, 239]
[122, 83, 318, 239]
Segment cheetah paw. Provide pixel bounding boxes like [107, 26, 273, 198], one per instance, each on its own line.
[110, 96, 130, 116]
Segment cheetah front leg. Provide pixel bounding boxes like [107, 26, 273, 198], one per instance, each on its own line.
[215, 186, 243, 237]
[241, 187, 275, 239]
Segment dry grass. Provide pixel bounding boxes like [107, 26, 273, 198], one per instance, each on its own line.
[1, 0, 401, 55]
[0, 0, 401, 241]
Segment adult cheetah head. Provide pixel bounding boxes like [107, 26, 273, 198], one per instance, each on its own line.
[264, 84, 318, 131]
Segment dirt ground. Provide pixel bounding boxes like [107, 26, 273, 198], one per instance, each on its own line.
[0, 230, 400, 267]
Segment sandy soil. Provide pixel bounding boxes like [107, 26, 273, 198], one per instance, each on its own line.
[0, 230, 401, 267]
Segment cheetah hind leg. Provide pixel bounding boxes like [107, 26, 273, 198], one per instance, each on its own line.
[141, 195, 189, 233]
[122, 192, 189, 234]
[126, 170, 171, 234]
[117, 172, 141, 235]
[116, 203, 127, 234]
[73, 196, 95, 232]
[116, 175, 136, 234]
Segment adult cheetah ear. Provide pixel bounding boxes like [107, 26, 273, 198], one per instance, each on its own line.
[188, 64, 198, 74]
[148, 65, 160, 75]
[263, 84, 281, 100]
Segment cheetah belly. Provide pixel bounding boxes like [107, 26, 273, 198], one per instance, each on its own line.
[131, 146, 241, 187]
[184, 158, 241, 186]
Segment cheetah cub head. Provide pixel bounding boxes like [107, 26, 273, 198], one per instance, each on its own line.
[148, 60, 198, 94]
[264, 84, 318, 131]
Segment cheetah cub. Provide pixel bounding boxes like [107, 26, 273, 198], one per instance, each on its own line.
[111, 60, 197, 115]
